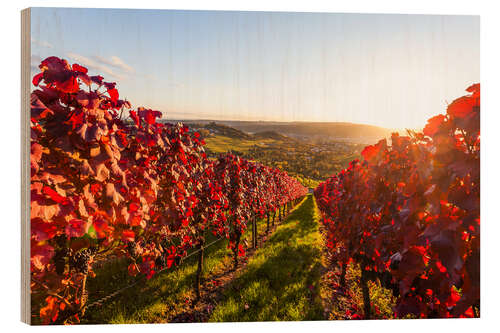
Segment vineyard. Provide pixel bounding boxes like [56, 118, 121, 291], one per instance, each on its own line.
[29, 56, 479, 324]
[315, 83, 480, 319]
[30, 57, 307, 324]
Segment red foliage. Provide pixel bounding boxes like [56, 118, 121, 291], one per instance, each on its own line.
[30, 56, 307, 324]
[315, 84, 480, 319]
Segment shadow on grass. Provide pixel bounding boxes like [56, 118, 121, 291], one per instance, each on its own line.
[209, 195, 325, 322]
[82, 234, 231, 324]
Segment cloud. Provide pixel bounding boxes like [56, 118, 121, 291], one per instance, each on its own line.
[66, 52, 125, 81]
[31, 38, 53, 49]
[93, 55, 135, 74]
[65, 53, 135, 81]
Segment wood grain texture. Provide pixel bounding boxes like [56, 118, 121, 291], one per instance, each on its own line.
[21, 7, 31, 325]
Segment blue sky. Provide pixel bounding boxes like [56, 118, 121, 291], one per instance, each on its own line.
[30, 8, 479, 129]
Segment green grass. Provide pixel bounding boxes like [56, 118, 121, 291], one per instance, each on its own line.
[204, 135, 276, 154]
[295, 175, 321, 189]
[82, 212, 278, 324]
[209, 195, 325, 322]
[82, 236, 230, 324]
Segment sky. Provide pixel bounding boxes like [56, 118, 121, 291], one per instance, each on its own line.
[30, 8, 479, 130]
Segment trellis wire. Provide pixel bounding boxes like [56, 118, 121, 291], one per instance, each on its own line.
[85, 236, 226, 309]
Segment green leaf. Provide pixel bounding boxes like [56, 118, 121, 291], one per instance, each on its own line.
[86, 225, 97, 239]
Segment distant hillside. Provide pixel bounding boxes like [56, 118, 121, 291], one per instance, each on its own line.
[203, 122, 252, 140]
[229, 122, 392, 143]
[167, 119, 393, 144]
[253, 130, 291, 141]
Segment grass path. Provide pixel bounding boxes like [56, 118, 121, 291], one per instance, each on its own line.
[209, 194, 325, 322]
[81, 195, 324, 323]
[82, 204, 288, 324]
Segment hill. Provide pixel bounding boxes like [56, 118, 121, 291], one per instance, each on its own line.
[252, 130, 291, 141]
[228, 121, 393, 143]
[165, 119, 393, 144]
[203, 122, 252, 140]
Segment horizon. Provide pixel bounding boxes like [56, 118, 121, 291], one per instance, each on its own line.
[162, 117, 409, 132]
[30, 8, 479, 129]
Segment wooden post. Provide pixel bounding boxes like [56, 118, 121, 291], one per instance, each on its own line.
[195, 237, 205, 299]
[252, 215, 257, 248]
[360, 264, 371, 319]
[340, 262, 347, 287]
[266, 212, 270, 234]
[233, 231, 241, 270]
